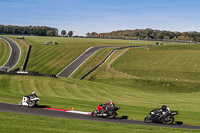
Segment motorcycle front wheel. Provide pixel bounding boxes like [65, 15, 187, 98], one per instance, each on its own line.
[18, 101, 22, 106]
[144, 115, 152, 123]
[91, 111, 97, 117]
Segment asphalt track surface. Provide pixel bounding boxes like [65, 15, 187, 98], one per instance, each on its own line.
[57, 46, 115, 77]
[0, 37, 21, 70]
[0, 102, 199, 130]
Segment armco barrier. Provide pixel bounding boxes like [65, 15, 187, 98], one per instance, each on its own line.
[0, 71, 56, 78]
[22, 45, 31, 71]
[80, 45, 153, 80]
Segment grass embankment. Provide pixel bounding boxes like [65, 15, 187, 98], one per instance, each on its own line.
[0, 39, 11, 66]
[13, 36, 155, 75]
[0, 112, 198, 133]
[0, 75, 200, 126]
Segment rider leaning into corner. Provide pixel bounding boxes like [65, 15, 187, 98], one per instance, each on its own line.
[97, 100, 115, 112]
[26, 91, 38, 100]
[159, 105, 171, 116]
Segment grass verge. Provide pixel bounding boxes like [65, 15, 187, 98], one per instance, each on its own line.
[0, 111, 198, 133]
[0, 39, 11, 66]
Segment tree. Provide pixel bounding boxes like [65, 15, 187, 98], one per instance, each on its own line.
[46, 30, 53, 36]
[61, 30, 66, 36]
[86, 32, 91, 37]
[68, 31, 73, 37]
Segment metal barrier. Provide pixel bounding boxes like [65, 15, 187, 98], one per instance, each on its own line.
[22, 45, 31, 71]
[0, 71, 56, 78]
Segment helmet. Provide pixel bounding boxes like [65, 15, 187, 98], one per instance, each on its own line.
[108, 100, 112, 105]
[162, 105, 167, 110]
[32, 91, 36, 95]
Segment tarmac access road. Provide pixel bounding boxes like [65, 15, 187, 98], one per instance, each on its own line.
[0, 102, 200, 130]
[57, 46, 115, 77]
[0, 37, 21, 70]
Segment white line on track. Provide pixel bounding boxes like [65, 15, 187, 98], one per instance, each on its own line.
[1, 37, 21, 70]
[68, 49, 99, 78]
[1, 38, 12, 68]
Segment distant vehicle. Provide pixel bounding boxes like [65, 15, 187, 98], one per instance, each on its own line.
[144, 109, 178, 124]
[17, 36, 24, 39]
[91, 104, 120, 119]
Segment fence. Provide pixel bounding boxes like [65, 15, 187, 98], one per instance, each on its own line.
[0, 70, 56, 78]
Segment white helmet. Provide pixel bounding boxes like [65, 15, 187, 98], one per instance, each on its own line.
[109, 100, 112, 105]
[32, 91, 36, 95]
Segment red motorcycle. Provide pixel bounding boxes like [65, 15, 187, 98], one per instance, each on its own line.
[91, 104, 120, 119]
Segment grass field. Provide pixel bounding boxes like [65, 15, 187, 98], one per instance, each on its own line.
[112, 45, 200, 82]
[0, 39, 11, 66]
[0, 111, 198, 133]
[1, 36, 200, 132]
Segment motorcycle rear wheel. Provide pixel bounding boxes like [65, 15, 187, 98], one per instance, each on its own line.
[107, 111, 116, 119]
[28, 101, 35, 108]
[144, 116, 152, 123]
[163, 116, 175, 125]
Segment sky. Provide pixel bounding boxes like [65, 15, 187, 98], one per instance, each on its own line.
[0, 0, 200, 36]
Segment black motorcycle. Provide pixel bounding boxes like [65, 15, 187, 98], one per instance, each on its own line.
[91, 105, 120, 119]
[144, 109, 178, 124]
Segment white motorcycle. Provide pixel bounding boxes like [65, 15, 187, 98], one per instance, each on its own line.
[18, 95, 40, 107]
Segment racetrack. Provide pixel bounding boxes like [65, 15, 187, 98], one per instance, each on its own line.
[0, 37, 21, 70]
[0, 102, 199, 130]
[57, 46, 115, 77]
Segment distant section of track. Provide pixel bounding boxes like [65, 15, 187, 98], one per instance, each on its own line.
[0, 37, 21, 70]
[57, 46, 115, 77]
[0, 102, 199, 130]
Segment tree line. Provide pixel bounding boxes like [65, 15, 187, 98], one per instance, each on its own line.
[86, 28, 200, 42]
[0, 24, 58, 36]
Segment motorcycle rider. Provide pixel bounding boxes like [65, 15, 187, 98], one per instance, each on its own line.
[97, 100, 115, 112]
[160, 105, 171, 116]
[105, 100, 115, 108]
[26, 91, 38, 102]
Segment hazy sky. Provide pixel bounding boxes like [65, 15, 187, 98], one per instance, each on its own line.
[1, 0, 200, 36]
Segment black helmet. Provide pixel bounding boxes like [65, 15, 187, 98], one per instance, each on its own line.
[162, 105, 167, 110]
